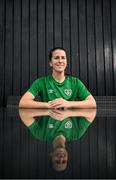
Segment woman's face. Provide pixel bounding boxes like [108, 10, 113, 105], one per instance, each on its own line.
[49, 49, 67, 73]
[51, 147, 68, 171]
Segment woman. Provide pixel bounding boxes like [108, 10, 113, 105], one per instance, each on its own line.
[19, 47, 96, 108]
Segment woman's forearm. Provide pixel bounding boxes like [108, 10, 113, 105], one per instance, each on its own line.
[19, 99, 49, 108]
[69, 99, 96, 109]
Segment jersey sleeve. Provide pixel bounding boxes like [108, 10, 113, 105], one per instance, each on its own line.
[77, 79, 91, 100]
[28, 79, 41, 97]
[28, 120, 40, 139]
[77, 117, 91, 139]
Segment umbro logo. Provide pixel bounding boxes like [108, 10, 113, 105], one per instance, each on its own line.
[48, 124, 54, 128]
[48, 89, 54, 94]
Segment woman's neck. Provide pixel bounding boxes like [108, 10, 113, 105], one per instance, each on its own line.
[52, 71, 65, 83]
[53, 135, 66, 149]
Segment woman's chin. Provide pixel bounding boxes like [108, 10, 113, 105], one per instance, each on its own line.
[55, 69, 65, 73]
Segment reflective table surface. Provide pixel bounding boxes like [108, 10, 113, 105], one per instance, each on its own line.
[0, 107, 116, 179]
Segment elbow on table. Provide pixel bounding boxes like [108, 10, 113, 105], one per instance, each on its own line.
[19, 96, 28, 108]
[91, 97, 97, 108]
[87, 95, 97, 108]
[19, 98, 24, 108]
[19, 91, 35, 108]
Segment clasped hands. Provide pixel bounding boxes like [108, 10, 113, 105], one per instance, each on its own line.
[48, 98, 71, 109]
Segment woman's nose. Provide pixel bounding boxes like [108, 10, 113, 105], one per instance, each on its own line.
[59, 57, 62, 62]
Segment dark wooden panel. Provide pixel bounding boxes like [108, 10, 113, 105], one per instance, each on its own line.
[89, 119, 98, 178]
[95, 0, 105, 95]
[87, 0, 97, 95]
[7, 96, 20, 107]
[71, 141, 81, 178]
[80, 131, 90, 178]
[46, 143, 55, 178]
[78, 0, 88, 85]
[2, 114, 13, 178]
[111, 0, 116, 95]
[106, 118, 115, 178]
[13, 0, 21, 95]
[28, 138, 38, 178]
[0, 0, 116, 104]
[0, 0, 5, 107]
[11, 117, 21, 178]
[4, 0, 13, 105]
[20, 123, 30, 178]
[0, 109, 4, 177]
[62, 0, 70, 74]
[70, 0, 79, 77]
[115, 118, 116, 178]
[46, 0, 53, 74]
[37, 142, 48, 178]
[54, 0, 62, 47]
[21, 0, 29, 94]
[98, 117, 107, 178]
[37, 0, 46, 76]
[103, 0, 113, 95]
[30, 0, 37, 83]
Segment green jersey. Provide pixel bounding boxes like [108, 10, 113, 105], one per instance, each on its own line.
[28, 116, 91, 142]
[28, 75, 91, 102]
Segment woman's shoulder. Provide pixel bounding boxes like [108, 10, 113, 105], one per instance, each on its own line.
[66, 74, 80, 81]
[33, 75, 49, 83]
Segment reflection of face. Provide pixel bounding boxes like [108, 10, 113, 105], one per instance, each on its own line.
[49, 49, 67, 73]
[51, 147, 68, 172]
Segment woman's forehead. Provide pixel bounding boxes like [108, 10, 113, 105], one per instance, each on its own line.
[53, 49, 66, 56]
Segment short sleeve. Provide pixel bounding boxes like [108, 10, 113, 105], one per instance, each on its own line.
[28, 79, 41, 97]
[77, 79, 91, 100]
[78, 117, 91, 138]
[28, 120, 40, 139]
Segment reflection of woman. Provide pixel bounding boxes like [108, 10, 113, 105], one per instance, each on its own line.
[19, 109, 96, 172]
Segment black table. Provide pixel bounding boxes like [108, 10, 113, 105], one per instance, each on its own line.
[0, 105, 116, 179]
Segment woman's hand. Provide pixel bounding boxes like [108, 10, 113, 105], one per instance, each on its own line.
[48, 109, 70, 121]
[48, 98, 71, 109]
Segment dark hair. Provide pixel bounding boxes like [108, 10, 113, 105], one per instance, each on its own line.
[49, 47, 67, 61]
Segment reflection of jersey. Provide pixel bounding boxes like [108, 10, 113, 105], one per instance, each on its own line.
[28, 75, 91, 101]
[28, 116, 91, 142]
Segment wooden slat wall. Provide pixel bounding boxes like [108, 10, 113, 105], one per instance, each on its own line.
[0, 0, 116, 106]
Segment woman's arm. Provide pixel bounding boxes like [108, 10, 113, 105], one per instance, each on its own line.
[19, 91, 50, 108]
[48, 108, 96, 122]
[68, 95, 97, 109]
[49, 95, 96, 109]
[19, 108, 50, 126]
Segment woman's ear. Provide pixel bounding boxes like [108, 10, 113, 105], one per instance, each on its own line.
[49, 61, 52, 67]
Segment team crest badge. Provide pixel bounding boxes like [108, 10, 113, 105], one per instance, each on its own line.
[65, 121, 72, 128]
[64, 89, 72, 96]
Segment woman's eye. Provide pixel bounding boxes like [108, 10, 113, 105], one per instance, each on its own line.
[53, 56, 66, 60]
[54, 56, 59, 59]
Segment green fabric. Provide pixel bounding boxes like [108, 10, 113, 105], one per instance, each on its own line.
[28, 75, 91, 101]
[28, 116, 91, 142]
